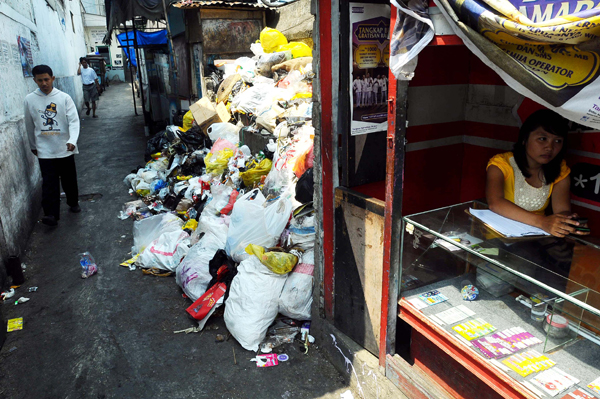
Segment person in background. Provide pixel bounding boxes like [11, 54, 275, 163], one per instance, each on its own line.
[381, 75, 388, 104]
[77, 57, 99, 118]
[372, 77, 380, 105]
[25, 65, 80, 226]
[364, 74, 372, 107]
[486, 109, 588, 237]
[353, 75, 363, 108]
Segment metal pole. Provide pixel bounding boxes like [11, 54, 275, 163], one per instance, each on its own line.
[133, 23, 149, 136]
[162, 0, 180, 116]
[124, 24, 139, 116]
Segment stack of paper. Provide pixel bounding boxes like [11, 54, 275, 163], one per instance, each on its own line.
[470, 209, 550, 238]
[530, 368, 579, 396]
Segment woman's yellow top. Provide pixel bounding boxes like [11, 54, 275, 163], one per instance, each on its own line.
[487, 152, 570, 215]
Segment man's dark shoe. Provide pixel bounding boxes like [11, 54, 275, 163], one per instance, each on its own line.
[41, 215, 58, 226]
[69, 205, 81, 213]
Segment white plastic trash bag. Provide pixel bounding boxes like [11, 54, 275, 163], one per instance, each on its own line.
[136, 230, 191, 271]
[207, 123, 240, 144]
[225, 189, 293, 262]
[224, 255, 288, 351]
[279, 250, 314, 320]
[132, 213, 184, 255]
[288, 215, 315, 250]
[176, 231, 225, 301]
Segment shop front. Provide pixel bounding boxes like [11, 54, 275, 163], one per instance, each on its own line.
[314, 0, 600, 397]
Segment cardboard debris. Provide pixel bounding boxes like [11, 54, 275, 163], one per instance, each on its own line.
[190, 98, 230, 134]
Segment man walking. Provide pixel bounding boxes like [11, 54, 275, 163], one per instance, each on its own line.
[77, 57, 99, 118]
[25, 65, 81, 226]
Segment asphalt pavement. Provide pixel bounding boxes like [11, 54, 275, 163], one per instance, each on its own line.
[0, 82, 351, 399]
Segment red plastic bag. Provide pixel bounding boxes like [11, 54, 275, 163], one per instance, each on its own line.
[293, 144, 314, 178]
[186, 282, 227, 320]
[220, 190, 239, 215]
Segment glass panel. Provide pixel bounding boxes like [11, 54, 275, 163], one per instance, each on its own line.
[402, 201, 600, 319]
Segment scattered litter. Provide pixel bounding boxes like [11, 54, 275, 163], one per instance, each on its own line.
[21, 263, 26, 270]
[215, 334, 226, 342]
[120, 254, 140, 271]
[28, 287, 38, 292]
[340, 390, 355, 399]
[117, 25, 315, 354]
[1, 289, 15, 301]
[251, 353, 279, 367]
[174, 326, 202, 334]
[14, 297, 30, 305]
[7, 318, 23, 332]
[79, 252, 98, 278]
[8, 347, 17, 353]
[277, 354, 289, 362]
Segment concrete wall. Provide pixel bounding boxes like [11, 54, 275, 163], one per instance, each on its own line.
[0, 0, 87, 266]
[268, 0, 314, 43]
[83, 13, 126, 82]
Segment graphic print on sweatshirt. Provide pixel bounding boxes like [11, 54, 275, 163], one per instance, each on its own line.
[39, 102, 60, 134]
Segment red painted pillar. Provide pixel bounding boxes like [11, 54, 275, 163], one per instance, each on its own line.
[380, 4, 409, 366]
[319, 0, 335, 320]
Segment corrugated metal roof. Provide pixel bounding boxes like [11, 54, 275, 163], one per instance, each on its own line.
[173, 0, 272, 9]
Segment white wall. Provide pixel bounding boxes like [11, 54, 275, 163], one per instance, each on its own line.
[83, 13, 126, 82]
[0, 0, 87, 264]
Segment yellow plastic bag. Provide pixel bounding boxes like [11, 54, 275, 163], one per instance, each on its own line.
[182, 110, 194, 132]
[182, 219, 198, 231]
[245, 244, 298, 274]
[205, 149, 234, 176]
[277, 42, 312, 58]
[239, 158, 272, 187]
[260, 27, 288, 53]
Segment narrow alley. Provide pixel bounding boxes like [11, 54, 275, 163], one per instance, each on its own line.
[0, 83, 349, 399]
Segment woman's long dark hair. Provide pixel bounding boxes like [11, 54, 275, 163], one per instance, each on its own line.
[513, 109, 569, 184]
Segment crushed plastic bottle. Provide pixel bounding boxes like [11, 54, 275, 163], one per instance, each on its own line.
[14, 297, 30, 305]
[79, 252, 98, 279]
[1, 288, 15, 300]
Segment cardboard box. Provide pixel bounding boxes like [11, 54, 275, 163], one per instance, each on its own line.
[189, 97, 230, 133]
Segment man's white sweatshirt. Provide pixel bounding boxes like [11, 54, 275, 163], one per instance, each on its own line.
[24, 88, 80, 159]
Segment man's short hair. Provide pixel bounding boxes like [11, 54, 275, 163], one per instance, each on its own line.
[32, 65, 53, 77]
[80, 57, 88, 63]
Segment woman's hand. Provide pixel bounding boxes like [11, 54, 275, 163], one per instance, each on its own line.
[540, 214, 581, 237]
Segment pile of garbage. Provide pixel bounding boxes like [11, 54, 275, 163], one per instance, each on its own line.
[120, 27, 315, 353]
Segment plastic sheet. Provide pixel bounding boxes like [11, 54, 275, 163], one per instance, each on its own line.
[225, 189, 293, 262]
[245, 244, 298, 274]
[136, 230, 191, 272]
[260, 27, 288, 53]
[224, 255, 288, 351]
[205, 149, 234, 176]
[132, 213, 184, 256]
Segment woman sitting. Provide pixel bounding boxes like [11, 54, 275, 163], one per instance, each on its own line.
[486, 109, 588, 237]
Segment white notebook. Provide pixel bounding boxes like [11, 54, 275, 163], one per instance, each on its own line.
[469, 209, 550, 238]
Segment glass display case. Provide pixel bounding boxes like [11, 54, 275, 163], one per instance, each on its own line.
[400, 201, 600, 397]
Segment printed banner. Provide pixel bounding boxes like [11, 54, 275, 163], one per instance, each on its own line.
[350, 3, 391, 136]
[435, 0, 600, 129]
[389, 0, 434, 80]
[17, 36, 33, 77]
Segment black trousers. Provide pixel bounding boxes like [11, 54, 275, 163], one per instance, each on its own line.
[38, 155, 79, 219]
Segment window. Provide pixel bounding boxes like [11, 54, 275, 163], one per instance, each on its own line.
[70, 12, 75, 33]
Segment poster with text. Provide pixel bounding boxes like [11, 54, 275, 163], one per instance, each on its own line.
[17, 36, 33, 77]
[436, 0, 600, 130]
[350, 3, 390, 136]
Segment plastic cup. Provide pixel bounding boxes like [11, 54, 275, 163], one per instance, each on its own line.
[531, 301, 548, 322]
